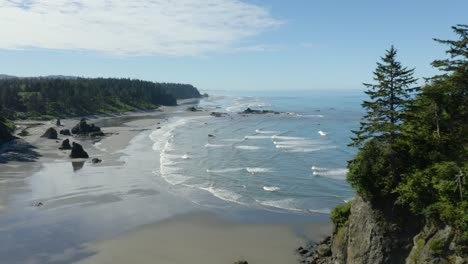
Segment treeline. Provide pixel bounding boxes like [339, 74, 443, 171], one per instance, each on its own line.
[0, 77, 201, 120]
[337, 24, 467, 254]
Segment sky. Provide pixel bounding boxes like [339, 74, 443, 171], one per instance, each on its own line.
[0, 0, 467, 91]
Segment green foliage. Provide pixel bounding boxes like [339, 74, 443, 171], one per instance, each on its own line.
[345, 25, 467, 244]
[347, 139, 394, 200]
[351, 45, 418, 147]
[330, 201, 352, 231]
[0, 77, 201, 120]
[428, 239, 445, 256]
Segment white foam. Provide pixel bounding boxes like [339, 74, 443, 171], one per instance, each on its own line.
[94, 142, 107, 152]
[246, 167, 273, 174]
[285, 146, 337, 152]
[199, 186, 243, 204]
[308, 208, 331, 214]
[153, 170, 191, 185]
[181, 154, 190, 160]
[311, 166, 327, 171]
[312, 168, 349, 179]
[297, 114, 325, 118]
[162, 174, 192, 185]
[271, 135, 304, 140]
[273, 140, 317, 145]
[235, 145, 262, 150]
[256, 198, 303, 212]
[263, 186, 280, 192]
[205, 143, 228, 148]
[255, 129, 278, 134]
[318, 130, 327, 136]
[244, 135, 271, 140]
[222, 138, 244, 142]
[206, 168, 244, 173]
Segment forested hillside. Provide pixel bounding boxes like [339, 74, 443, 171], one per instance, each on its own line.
[309, 25, 467, 264]
[0, 77, 201, 120]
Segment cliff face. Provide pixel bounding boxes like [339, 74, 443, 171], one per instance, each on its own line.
[303, 196, 466, 264]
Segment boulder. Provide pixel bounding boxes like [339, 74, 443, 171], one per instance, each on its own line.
[41, 127, 58, 139]
[59, 139, 72, 150]
[241, 108, 279, 115]
[208, 134, 215, 138]
[71, 119, 101, 135]
[56, 119, 61, 126]
[70, 142, 89, 159]
[210, 112, 226, 117]
[91, 158, 102, 164]
[60, 129, 71, 136]
[186, 106, 200, 112]
[316, 244, 331, 257]
[90, 131, 105, 138]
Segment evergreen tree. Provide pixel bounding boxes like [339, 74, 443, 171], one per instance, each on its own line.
[351, 46, 418, 147]
[347, 46, 417, 200]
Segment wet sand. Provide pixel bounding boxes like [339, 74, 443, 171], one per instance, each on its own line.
[75, 212, 330, 264]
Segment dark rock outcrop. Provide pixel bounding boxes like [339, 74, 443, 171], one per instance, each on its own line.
[59, 139, 72, 150]
[301, 196, 466, 264]
[240, 108, 279, 115]
[210, 112, 227, 117]
[186, 106, 200, 112]
[41, 127, 58, 139]
[71, 119, 101, 135]
[90, 131, 105, 138]
[60, 129, 71, 136]
[70, 142, 89, 159]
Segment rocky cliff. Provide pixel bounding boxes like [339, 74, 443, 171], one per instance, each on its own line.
[301, 196, 466, 264]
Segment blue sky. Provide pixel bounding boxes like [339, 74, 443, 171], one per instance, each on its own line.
[0, 0, 466, 91]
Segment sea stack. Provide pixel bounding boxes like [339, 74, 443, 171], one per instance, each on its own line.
[70, 142, 89, 159]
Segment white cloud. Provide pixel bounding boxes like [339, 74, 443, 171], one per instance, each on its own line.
[0, 0, 282, 56]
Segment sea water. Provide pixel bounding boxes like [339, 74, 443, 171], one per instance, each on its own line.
[150, 90, 364, 214]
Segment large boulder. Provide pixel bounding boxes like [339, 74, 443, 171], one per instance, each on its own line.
[71, 119, 101, 135]
[59, 129, 71, 136]
[70, 142, 89, 159]
[59, 139, 72, 150]
[41, 127, 58, 139]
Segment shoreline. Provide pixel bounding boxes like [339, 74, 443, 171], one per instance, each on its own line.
[0, 102, 333, 264]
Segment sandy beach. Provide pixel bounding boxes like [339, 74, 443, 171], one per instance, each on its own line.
[0, 103, 332, 264]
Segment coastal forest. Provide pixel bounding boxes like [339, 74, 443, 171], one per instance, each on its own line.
[328, 24, 467, 260]
[0, 77, 201, 120]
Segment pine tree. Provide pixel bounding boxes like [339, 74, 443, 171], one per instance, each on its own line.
[347, 46, 418, 199]
[351, 46, 418, 147]
[432, 24, 468, 73]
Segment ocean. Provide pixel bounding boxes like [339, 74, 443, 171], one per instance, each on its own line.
[0, 89, 366, 263]
[150, 89, 363, 215]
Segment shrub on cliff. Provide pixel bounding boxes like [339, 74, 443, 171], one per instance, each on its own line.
[330, 200, 352, 231]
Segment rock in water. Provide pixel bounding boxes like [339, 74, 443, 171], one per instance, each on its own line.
[41, 127, 58, 139]
[70, 142, 89, 159]
[60, 129, 71, 136]
[56, 119, 61, 126]
[91, 158, 102, 164]
[71, 119, 101, 135]
[59, 139, 72, 150]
